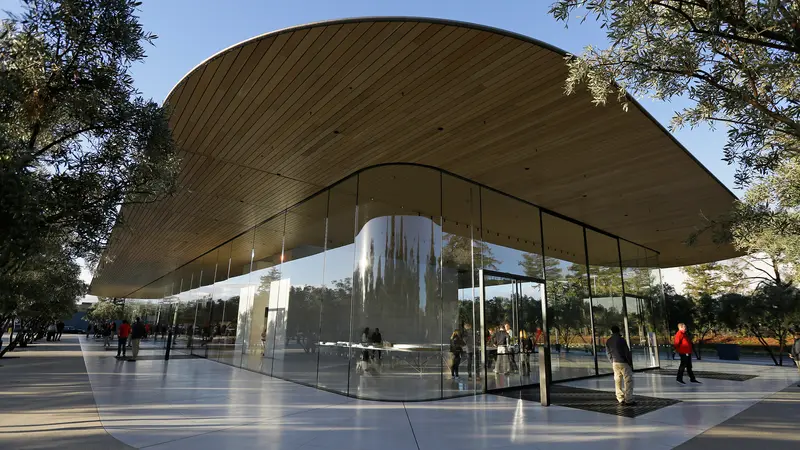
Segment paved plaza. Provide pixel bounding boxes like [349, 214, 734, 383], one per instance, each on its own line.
[1, 335, 799, 450]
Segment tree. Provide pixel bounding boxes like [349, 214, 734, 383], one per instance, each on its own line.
[0, 241, 83, 357]
[86, 299, 122, 323]
[682, 263, 724, 299]
[0, 0, 179, 280]
[519, 253, 561, 280]
[692, 293, 720, 359]
[550, 1, 800, 259]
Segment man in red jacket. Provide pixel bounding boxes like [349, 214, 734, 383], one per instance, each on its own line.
[116, 320, 131, 359]
[674, 323, 700, 384]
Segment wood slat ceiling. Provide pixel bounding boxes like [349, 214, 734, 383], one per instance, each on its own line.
[90, 18, 739, 298]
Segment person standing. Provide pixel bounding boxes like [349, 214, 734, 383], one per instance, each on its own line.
[606, 325, 635, 405]
[370, 328, 383, 365]
[789, 330, 800, 387]
[116, 320, 131, 359]
[464, 324, 475, 380]
[102, 323, 112, 349]
[86, 324, 92, 338]
[449, 330, 465, 379]
[56, 321, 65, 341]
[674, 323, 700, 384]
[494, 323, 511, 374]
[520, 330, 534, 375]
[130, 317, 146, 362]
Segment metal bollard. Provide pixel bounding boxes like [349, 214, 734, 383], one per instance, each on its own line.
[165, 330, 173, 361]
[539, 346, 551, 406]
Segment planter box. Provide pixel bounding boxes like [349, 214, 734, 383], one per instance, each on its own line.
[716, 344, 741, 361]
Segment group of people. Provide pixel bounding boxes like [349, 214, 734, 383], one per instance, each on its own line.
[447, 323, 544, 379]
[86, 318, 148, 361]
[356, 327, 383, 373]
[45, 321, 65, 341]
[607, 322, 701, 406]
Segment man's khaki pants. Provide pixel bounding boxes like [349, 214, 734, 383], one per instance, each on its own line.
[132, 338, 141, 359]
[612, 362, 634, 403]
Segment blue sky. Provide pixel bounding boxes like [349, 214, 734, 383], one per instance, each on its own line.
[3, 0, 733, 292]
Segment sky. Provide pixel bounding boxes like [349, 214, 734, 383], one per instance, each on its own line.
[3, 0, 739, 294]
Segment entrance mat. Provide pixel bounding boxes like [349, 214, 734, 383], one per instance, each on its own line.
[110, 354, 200, 361]
[495, 384, 680, 418]
[651, 369, 757, 381]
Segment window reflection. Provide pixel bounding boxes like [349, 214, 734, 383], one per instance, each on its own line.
[132, 164, 665, 400]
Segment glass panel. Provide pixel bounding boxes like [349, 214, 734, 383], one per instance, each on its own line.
[270, 192, 328, 386]
[586, 230, 624, 375]
[620, 240, 657, 369]
[441, 174, 481, 395]
[478, 188, 543, 278]
[243, 215, 285, 374]
[317, 176, 357, 395]
[214, 244, 242, 367]
[228, 229, 255, 368]
[351, 165, 442, 401]
[483, 273, 543, 391]
[541, 213, 595, 381]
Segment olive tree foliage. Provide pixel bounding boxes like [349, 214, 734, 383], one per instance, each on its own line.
[0, 241, 84, 357]
[549, 1, 800, 259]
[0, 0, 179, 278]
[86, 298, 122, 323]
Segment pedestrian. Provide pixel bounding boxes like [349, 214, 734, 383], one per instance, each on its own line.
[789, 329, 800, 388]
[86, 324, 92, 338]
[674, 323, 700, 384]
[520, 330, 533, 375]
[494, 323, 511, 374]
[370, 328, 383, 364]
[130, 317, 146, 362]
[102, 322, 112, 349]
[606, 325, 635, 405]
[449, 330, 465, 379]
[46, 323, 57, 341]
[116, 319, 131, 359]
[56, 321, 65, 341]
[464, 323, 476, 380]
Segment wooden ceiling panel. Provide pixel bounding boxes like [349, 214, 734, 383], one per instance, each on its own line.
[90, 18, 739, 298]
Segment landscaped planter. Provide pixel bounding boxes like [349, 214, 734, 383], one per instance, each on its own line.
[716, 344, 741, 361]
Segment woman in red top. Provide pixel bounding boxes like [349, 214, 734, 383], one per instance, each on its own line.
[674, 323, 699, 384]
[117, 320, 131, 359]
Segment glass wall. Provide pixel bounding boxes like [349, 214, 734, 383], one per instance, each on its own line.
[541, 213, 595, 381]
[586, 229, 625, 375]
[127, 164, 665, 400]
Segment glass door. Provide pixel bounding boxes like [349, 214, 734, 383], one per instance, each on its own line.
[479, 270, 546, 392]
[625, 295, 659, 369]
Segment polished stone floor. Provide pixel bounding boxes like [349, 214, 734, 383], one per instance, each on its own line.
[71, 337, 800, 450]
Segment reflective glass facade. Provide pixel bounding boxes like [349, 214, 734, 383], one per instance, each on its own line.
[124, 164, 665, 401]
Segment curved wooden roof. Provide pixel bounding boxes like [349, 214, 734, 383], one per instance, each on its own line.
[90, 17, 738, 298]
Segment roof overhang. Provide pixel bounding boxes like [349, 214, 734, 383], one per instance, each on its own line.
[90, 17, 739, 298]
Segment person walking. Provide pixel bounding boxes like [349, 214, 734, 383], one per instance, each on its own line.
[449, 330, 465, 379]
[116, 320, 131, 359]
[789, 329, 800, 387]
[56, 321, 65, 341]
[674, 323, 700, 384]
[86, 324, 92, 338]
[130, 317, 146, 362]
[606, 325, 635, 405]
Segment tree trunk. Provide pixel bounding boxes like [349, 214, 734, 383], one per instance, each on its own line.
[752, 328, 779, 365]
[0, 330, 23, 357]
[778, 335, 786, 366]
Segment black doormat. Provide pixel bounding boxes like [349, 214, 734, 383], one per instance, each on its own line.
[495, 384, 680, 418]
[652, 369, 757, 381]
[111, 354, 200, 361]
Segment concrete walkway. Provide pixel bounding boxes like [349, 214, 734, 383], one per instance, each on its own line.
[2, 334, 800, 449]
[675, 384, 800, 450]
[0, 334, 134, 450]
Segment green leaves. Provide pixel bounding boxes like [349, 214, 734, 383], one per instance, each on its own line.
[0, 0, 178, 338]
